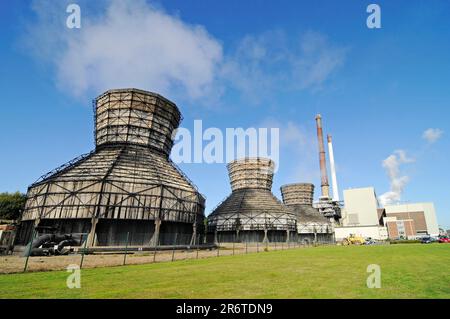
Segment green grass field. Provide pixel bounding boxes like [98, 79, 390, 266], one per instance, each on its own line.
[0, 244, 449, 299]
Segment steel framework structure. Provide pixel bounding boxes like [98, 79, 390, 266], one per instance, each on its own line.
[17, 89, 205, 246]
[207, 158, 297, 243]
[280, 183, 334, 243]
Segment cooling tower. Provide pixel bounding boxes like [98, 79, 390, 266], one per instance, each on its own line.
[207, 158, 297, 243]
[280, 183, 334, 244]
[17, 89, 205, 247]
[281, 183, 315, 206]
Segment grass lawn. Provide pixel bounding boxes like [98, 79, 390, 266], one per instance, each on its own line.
[0, 244, 449, 299]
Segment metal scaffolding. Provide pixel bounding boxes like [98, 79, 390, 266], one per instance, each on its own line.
[207, 158, 297, 243]
[17, 89, 205, 247]
[280, 183, 334, 244]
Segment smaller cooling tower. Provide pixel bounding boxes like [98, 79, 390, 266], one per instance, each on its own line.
[281, 183, 315, 206]
[208, 158, 297, 243]
[280, 183, 334, 244]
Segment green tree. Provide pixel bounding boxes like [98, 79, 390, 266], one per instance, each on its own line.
[0, 192, 27, 220]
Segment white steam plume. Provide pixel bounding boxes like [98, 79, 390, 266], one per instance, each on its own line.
[24, 0, 223, 101]
[379, 150, 414, 206]
[22, 1, 347, 104]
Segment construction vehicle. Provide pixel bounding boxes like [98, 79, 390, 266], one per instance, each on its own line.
[342, 234, 365, 246]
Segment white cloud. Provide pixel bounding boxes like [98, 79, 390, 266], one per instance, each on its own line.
[24, 0, 223, 100]
[23, 1, 347, 104]
[422, 128, 443, 143]
[221, 30, 347, 103]
[379, 150, 415, 206]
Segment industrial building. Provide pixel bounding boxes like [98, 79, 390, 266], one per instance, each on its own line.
[310, 115, 441, 242]
[335, 186, 440, 240]
[16, 89, 205, 247]
[335, 187, 388, 241]
[384, 203, 440, 238]
[207, 158, 297, 243]
[280, 183, 334, 243]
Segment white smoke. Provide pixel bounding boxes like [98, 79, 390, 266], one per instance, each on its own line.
[24, 0, 223, 100]
[379, 150, 415, 206]
[22, 1, 347, 104]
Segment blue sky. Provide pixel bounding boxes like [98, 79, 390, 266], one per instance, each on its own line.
[0, 0, 449, 228]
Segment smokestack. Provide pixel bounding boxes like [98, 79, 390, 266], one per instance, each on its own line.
[327, 135, 339, 201]
[315, 114, 330, 198]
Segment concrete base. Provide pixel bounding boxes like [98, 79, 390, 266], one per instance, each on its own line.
[207, 230, 297, 243]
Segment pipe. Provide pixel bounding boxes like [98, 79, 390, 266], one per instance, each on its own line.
[24, 233, 86, 256]
[315, 114, 329, 198]
[327, 135, 339, 201]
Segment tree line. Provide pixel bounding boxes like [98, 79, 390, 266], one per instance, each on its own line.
[0, 192, 26, 220]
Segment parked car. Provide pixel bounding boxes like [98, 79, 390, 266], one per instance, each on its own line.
[438, 236, 450, 243]
[421, 236, 433, 244]
[364, 238, 376, 245]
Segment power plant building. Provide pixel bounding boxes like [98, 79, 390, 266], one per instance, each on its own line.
[384, 203, 440, 238]
[336, 187, 440, 240]
[16, 89, 205, 247]
[335, 187, 388, 241]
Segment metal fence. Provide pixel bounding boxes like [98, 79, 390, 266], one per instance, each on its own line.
[1, 232, 334, 274]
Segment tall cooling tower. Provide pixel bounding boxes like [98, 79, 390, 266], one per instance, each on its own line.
[17, 89, 205, 247]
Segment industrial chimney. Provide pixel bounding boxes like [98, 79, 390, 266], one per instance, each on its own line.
[315, 114, 330, 198]
[327, 135, 339, 202]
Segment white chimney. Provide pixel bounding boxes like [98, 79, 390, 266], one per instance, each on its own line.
[327, 134, 339, 201]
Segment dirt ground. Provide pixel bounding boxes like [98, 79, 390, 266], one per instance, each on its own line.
[0, 242, 310, 274]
